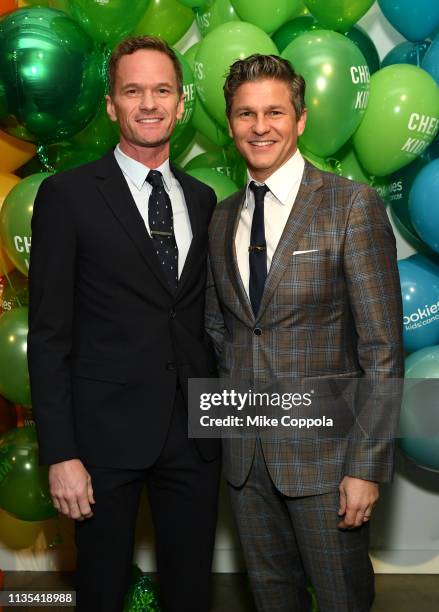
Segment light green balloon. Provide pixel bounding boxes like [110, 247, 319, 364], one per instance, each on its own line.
[231, 0, 304, 34]
[299, 144, 335, 173]
[0, 173, 52, 276]
[68, 0, 151, 47]
[133, 0, 194, 45]
[173, 49, 196, 140]
[185, 149, 234, 178]
[191, 99, 231, 146]
[332, 142, 372, 185]
[195, 21, 278, 128]
[353, 65, 439, 177]
[184, 42, 201, 69]
[304, 0, 375, 33]
[194, 0, 239, 37]
[0, 308, 30, 406]
[282, 30, 369, 157]
[186, 167, 238, 201]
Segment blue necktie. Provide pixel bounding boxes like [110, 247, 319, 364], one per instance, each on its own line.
[147, 170, 179, 290]
[249, 181, 269, 316]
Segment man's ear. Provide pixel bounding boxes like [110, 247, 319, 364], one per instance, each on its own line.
[227, 118, 233, 139]
[105, 94, 117, 123]
[176, 92, 185, 121]
[297, 108, 307, 137]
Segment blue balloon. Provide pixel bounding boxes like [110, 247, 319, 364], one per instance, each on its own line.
[422, 33, 439, 86]
[398, 254, 439, 354]
[381, 41, 430, 68]
[378, 0, 439, 42]
[409, 159, 439, 254]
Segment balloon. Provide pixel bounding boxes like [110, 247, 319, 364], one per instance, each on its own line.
[422, 33, 439, 86]
[185, 168, 238, 201]
[178, 0, 208, 6]
[0, 1, 17, 16]
[399, 345, 439, 472]
[272, 16, 319, 53]
[298, 144, 335, 173]
[0, 395, 18, 436]
[173, 50, 196, 142]
[0, 8, 105, 144]
[345, 25, 380, 75]
[230, 0, 304, 34]
[282, 31, 369, 157]
[194, 21, 278, 128]
[0, 130, 36, 174]
[0, 173, 51, 276]
[382, 41, 431, 69]
[303, 0, 375, 33]
[185, 149, 235, 180]
[331, 142, 372, 185]
[191, 99, 231, 146]
[398, 254, 439, 353]
[194, 0, 239, 37]
[0, 426, 57, 520]
[353, 65, 439, 176]
[133, 0, 194, 45]
[184, 42, 200, 69]
[68, 0, 150, 47]
[378, 0, 439, 42]
[0, 173, 21, 276]
[0, 308, 30, 405]
[409, 159, 439, 254]
[170, 123, 195, 161]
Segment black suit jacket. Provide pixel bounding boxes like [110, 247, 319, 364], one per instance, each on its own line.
[28, 150, 219, 468]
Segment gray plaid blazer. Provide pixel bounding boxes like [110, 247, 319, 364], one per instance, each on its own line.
[206, 162, 404, 496]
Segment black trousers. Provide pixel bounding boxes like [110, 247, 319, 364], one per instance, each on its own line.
[75, 388, 220, 612]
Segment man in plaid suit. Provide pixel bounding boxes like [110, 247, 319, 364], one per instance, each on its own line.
[205, 55, 404, 611]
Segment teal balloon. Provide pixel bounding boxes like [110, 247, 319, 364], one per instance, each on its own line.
[382, 41, 431, 69]
[0, 426, 57, 521]
[345, 25, 380, 75]
[409, 159, 439, 254]
[422, 33, 439, 86]
[194, 0, 239, 37]
[0, 307, 30, 406]
[378, 0, 439, 42]
[272, 16, 319, 53]
[185, 167, 238, 201]
[0, 8, 105, 144]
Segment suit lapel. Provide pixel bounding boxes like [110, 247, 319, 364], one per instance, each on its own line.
[95, 151, 172, 294]
[257, 162, 323, 319]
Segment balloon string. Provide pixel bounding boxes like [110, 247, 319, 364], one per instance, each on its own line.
[36, 144, 55, 173]
[415, 43, 421, 67]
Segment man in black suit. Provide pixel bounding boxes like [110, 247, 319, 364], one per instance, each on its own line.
[27, 36, 220, 612]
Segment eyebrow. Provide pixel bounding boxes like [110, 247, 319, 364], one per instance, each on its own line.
[233, 104, 286, 112]
[120, 81, 175, 90]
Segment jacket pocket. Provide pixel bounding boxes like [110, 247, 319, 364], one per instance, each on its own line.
[72, 358, 127, 384]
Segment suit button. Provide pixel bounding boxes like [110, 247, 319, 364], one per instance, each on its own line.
[166, 362, 176, 371]
[253, 327, 262, 336]
[170, 309, 176, 318]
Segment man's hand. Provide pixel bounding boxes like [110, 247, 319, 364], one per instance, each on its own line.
[337, 476, 379, 529]
[49, 459, 95, 520]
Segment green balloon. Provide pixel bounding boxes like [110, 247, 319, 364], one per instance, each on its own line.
[272, 16, 319, 53]
[195, 21, 278, 128]
[68, 0, 150, 47]
[184, 42, 200, 70]
[231, 0, 304, 34]
[225, 142, 248, 186]
[0, 173, 51, 276]
[191, 99, 231, 146]
[0, 308, 30, 406]
[178, 0, 208, 6]
[133, 0, 194, 45]
[304, 0, 375, 33]
[332, 141, 373, 184]
[0, 426, 57, 521]
[170, 122, 195, 161]
[345, 25, 380, 75]
[185, 149, 235, 178]
[282, 30, 369, 157]
[0, 8, 105, 144]
[298, 143, 335, 172]
[353, 65, 439, 177]
[185, 167, 238, 201]
[194, 0, 239, 37]
[173, 49, 196, 141]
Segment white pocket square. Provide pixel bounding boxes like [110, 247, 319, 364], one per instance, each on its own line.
[293, 249, 319, 255]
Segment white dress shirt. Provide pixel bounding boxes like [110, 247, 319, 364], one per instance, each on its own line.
[114, 144, 192, 278]
[235, 149, 305, 297]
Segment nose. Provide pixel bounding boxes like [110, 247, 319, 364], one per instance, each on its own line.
[139, 89, 157, 111]
[252, 113, 270, 135]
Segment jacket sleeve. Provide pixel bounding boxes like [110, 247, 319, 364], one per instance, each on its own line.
[205, 253, 225, 360]
[27, 177, 79, 465]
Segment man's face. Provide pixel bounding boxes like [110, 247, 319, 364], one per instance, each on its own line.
[227, 78, 307, 182]
[106, 49, 184, 150]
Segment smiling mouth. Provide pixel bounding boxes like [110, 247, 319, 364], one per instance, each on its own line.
[249, 140, 276, 147]
[136, 118, 163, 124]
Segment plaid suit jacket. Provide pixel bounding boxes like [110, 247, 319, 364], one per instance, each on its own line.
[206, 162, 404, 496]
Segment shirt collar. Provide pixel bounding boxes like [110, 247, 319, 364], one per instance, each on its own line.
[245, 149, 305, 208]
[114, 144, 173, 191]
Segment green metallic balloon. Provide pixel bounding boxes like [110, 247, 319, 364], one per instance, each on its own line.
[195, 21, 278, 128]
[353, 65, 439, 177]
[304, 0, 375, 33]
[0, 308, 30, 406]
[68, 0, 150, 47]
[0, 173, 51, 276]
[345, 25, 380, 75]
[194, 0, 238, 37]
[230, 0, 304, 34]
[0, 426, 57, 521]
[133, 0, 194, 45]
[0, 8, 105, 144]
[272, 16, 319, 53]
[186, 167, 238, 201]
[282, 30, 369, 157]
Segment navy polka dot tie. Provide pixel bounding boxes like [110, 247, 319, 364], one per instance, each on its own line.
[147, 170, 179, 290]
[249, 181, 269, 316]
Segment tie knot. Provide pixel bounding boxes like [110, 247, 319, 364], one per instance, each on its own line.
[146, 169, 164, 188]
[250, 181, 268, 206]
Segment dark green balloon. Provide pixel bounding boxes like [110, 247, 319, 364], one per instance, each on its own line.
[0, 8, 105, 144]
[173, 49, 196, 142]
[0, 307, 30, 406]
[272, 16, 319, 53]
[345, 25, 380, 75]
[170, 122, 195, 161]
[0, 426, 57, 521]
